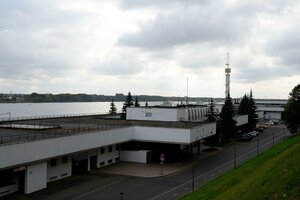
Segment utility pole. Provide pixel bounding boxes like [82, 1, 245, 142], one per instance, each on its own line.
[234, 146, 237, 168]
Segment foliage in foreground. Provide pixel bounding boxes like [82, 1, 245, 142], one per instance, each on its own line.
[284, 84, 300, 133]
[182, 134, 300, 200]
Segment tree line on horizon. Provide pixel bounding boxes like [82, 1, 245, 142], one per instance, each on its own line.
[0, 92, 216, 103]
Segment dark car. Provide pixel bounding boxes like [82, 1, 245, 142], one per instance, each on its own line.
[238, 133, 253, 142]
[254, 127, 264, 133]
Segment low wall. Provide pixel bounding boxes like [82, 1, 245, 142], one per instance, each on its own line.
[120, 150, 152, 163]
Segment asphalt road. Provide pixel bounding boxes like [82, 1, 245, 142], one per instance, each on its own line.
[5, 125, 288, 200]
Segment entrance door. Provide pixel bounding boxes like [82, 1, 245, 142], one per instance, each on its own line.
[90, 156, 97, 170]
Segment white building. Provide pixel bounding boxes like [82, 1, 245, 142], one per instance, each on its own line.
[0, 104, 218, 197]
[255, 99, 287, 120]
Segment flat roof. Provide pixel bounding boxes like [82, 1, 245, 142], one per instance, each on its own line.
[0, 115, 211, 145]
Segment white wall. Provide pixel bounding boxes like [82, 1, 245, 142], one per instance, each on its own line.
[190, 123, 216, 142]
[0, 123, 218, 170]
[47, 156, 71, 182]
[120, 150, 151, 163]
[127, 107, 179, 122]
[0, 127, 133, 169]
[24, 162, 47, 194]
[265, 112, 282, 120]
[133, 126, 191, 144]
[97, 145, 119, 168]
[234, 115, 248, 126]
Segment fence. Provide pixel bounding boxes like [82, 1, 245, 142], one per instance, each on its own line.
[0, 112, 118, 123]
[0, 123, 131, 146]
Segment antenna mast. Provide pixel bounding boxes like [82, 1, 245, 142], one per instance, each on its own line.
[186, 76, 189, 105]
[225, 53, 231, 97]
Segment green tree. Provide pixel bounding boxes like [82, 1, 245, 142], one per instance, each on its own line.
[238, 90, 258, 131]
[238, 94, 250, 115]
[109, 99, 117, 114]
[206, 98, 217, 122]
[219, 95, 236, 142]
[248, 89, 258, 130]
[284, 84, 300, 134]
[122, 92, 134, 118]
[134, 96, 140, 107]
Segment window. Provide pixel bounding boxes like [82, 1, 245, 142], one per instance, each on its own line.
[62, 156, 68, 164]
[100, 147, 105, 154]
[115, 157, 119, 162]
[50, 159, 57, 167]
[108, 146, 112, 152]
[108, 159, 113, 163]
[116, 144, 120, 151]
[145, 112, 152, 117]
[100, 161, 105, 166]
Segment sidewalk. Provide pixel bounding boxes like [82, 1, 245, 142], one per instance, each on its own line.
[94, 145, 222, 178]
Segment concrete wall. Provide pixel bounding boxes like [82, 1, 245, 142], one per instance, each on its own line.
[97, 145, 119, 168]
[127, 107, 208, 122]
[190, 123, 216, 142]
[133, 126, 191, 144]
[0, 127, 133, 169]
[120, 150, 151, 163]
[234, 115, 248, 126]
[127, 107, 179, 122]
[265, 112, 282, 120]
[47, 156, 71, 182]
[24, 162, 47, 194]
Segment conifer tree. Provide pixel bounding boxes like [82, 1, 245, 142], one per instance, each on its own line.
[134, 96, 140, 107]
[219, 95, 236, 142]
[284, 84, 300, 133]
[248, 89, 258, 130]
[238, 94, 250, 115]
[109, 99, 117, 114]
[122, 92, 134, 118]
[206, 98, 217, 122]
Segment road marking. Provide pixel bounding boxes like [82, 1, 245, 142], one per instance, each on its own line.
[150, 134, 285, 200]
[71, 179, 127, 200]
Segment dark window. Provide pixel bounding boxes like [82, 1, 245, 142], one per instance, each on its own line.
[145, 112, 152, 117]
[62, 156, 68, 164]
[61, 173, 68, 177]
[116, 144, 120, 151]
[108, 146, 112, 152]
[49, 176, 57, 180]
[100, 147, 105, 154]
[50, 159, 57, 167]
[100, 161, 105, 166]
[115, 157, 119, 162]
[108, 159, 113, 163]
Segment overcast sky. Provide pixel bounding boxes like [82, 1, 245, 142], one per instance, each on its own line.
[0, 0, 299, 99]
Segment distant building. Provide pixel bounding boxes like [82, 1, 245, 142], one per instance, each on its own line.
[255, 99, 287, 120]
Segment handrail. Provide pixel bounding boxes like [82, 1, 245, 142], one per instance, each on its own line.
[0, 123, 130, 146]
[0, 112, 122, 123]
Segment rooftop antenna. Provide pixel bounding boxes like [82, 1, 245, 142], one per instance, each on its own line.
[225, 52, 231, 98]
[186, 76, 189, 105]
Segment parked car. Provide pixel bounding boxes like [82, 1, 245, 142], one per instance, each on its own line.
[248, 131, 259, 137]
[238, 133, 253, 141]
[265, 121, 274, 126]
[254, 127, 264, 133]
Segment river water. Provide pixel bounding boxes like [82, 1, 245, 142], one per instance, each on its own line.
[0, 101, 162, 118]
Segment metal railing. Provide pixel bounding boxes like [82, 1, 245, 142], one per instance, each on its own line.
[0, 123, 131, 146]
[0, 112, 116, 123]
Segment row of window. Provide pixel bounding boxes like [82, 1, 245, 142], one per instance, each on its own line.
[50, 156, 68, 167]
[99, 157, 119, 166]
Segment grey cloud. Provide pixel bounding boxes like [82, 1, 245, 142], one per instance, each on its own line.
[94, 55, 142, 76]
[119, 0, 210, 9]
[119, 6, 249, 49]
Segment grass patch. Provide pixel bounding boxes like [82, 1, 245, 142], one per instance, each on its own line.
[181, 134, 300, 200]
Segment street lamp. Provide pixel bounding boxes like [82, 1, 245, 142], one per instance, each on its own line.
[120, 192, 124, 200]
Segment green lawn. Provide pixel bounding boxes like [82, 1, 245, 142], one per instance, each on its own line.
[181, 134, 300, 200]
